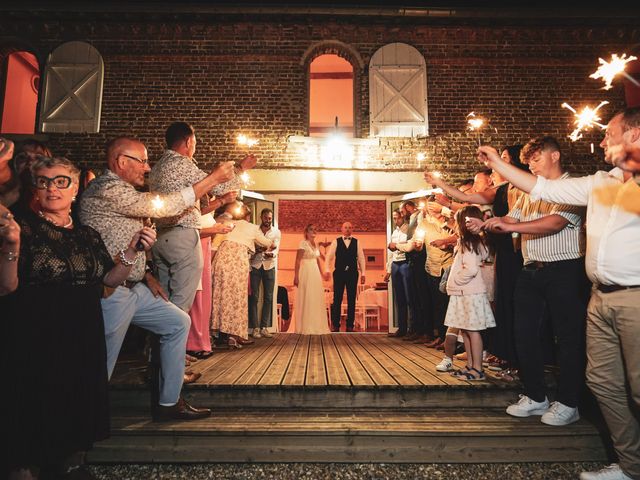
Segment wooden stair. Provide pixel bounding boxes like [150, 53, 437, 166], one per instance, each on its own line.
[90, 408, 610, 463]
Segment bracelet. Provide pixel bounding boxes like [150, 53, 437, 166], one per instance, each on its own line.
[118, 249, 138, 267]
[0, 250, 18, 262]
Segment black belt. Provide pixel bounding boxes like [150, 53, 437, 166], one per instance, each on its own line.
[393, 260, 409, 264]
[596, 284, 640, 294]
[523, 261, 552, 270]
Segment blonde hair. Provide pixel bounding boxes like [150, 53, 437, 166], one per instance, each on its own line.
[303, 223, 316, 240]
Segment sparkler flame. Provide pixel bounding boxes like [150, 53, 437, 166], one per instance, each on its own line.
[237, 134, 259, 147]
[466, 112, 485, 131]
[589, 53, 638, 90]
[239, 171, 254, 187]
[561, 101, 609, 142]
[414, 228, 426, 241]
[151, 195, 165, 211]
[416, 152, 426, 162]
[432, 171, 442, 178]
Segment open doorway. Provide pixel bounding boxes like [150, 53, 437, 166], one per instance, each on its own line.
[274, 194, 389, 334]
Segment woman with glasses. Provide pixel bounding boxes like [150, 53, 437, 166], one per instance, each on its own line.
[0, 156, 156, 480]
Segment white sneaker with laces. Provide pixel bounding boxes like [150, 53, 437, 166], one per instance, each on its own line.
[436, 357, 453, 372]
[506, 394, 550, 417]
[260, 328, 273, 338]
[541, 401, 580, 426]
[580, 464, 633, 480]
[251, 328, 262, 339]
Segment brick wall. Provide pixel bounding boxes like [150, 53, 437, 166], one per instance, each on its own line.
[1, 10, 636, 183]
[278, 200, 386, 232]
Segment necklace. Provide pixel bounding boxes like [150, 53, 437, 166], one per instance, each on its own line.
[38, 210, 73, 228]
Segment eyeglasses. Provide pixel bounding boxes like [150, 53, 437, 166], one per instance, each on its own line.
[120, 153, 149, 165]
[33, 175, 73, 190]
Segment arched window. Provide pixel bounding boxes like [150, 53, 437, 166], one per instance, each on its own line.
[0, 50, 40, 134]
[309, 54, 354, 137]
[39, 41, 104, 133]
[369, 43, 428, 137]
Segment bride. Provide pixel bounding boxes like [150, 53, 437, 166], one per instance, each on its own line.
[294, 224, 330, 334]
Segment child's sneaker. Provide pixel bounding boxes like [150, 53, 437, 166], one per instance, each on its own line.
[436, 357, 453, 372]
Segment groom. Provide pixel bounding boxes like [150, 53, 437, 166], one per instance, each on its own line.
[324, 222, 366, 332]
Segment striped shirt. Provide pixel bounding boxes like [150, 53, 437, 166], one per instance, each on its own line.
[508, 173, 585, 264]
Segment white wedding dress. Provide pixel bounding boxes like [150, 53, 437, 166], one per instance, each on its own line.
[295, 240, 330, 335]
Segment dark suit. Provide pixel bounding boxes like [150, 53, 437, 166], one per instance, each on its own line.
[331, 237, 359, 330]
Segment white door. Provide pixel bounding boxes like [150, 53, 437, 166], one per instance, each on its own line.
[385, 188, 441, 333]
[241, 190, 280, 333]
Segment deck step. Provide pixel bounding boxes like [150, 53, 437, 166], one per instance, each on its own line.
[89, 408, 609, 464]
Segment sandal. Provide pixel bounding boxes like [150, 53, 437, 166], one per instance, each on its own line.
[457, 367, 486, 381]
[450, 365, 472, 378]
[496, 368, 519, 382]
[187, 350, 214, 360]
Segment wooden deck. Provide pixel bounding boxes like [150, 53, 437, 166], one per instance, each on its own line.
[114, 333, 504, 388]
[99, 334, 611, 464]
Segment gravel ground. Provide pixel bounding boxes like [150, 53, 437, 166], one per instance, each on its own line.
[89, 462, 608, 479]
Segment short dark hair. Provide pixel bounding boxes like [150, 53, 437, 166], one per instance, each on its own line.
[165, 122, 195, 148]
[619, 106, 640, 131]
[401, 200, 416, 208]
[456, 178, 474, 188]
[260, 208, 273, 217]
[520, 136, 562, 164]
[476, 169, 492, 177]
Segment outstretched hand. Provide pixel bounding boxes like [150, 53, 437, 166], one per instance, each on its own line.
[424, 171, 444, 186]
[477, 145, 501, 167]
[0, 138, 14, 166]
[239, 154, 258, 171]
[211, 161, 235, 184]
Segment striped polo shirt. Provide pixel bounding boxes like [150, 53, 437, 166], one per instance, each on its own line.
[508, 173, 585, 264]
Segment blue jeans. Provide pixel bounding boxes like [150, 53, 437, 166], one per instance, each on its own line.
[101, 283, 190, 405]
[391, 261, 413, 334]
[249, 266, 276, 329]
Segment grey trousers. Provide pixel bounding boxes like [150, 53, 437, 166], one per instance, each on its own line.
[585, 287, 640, 479]
[101, 284, 190, 405]
[153, 227, 204, 312]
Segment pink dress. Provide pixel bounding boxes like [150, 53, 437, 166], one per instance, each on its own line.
[187, 236, 213, 352]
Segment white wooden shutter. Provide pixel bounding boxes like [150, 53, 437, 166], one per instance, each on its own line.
[39, 41, 104, 133]
[369, 43, 428, 137]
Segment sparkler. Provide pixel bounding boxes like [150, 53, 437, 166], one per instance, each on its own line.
[589, 53, 639, 90]
[561, 101, 609, 142]
[414, 228, 426, 242]
[432, 171, 442, 179]
[239, 171, 254, 188]
[237, 134, 259, 147]
[151, 195, 165, 211]
[467, 112, 486, 147]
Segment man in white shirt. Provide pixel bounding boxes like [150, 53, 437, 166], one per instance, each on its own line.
[249, 208, 281, 338]
[385, 209, 412, 337]
[477, 107, 640, 480]
[325, 222, 366, 332]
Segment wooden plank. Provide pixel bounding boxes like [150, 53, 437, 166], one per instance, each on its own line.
[356, 334, 422, 386]
[235, 334, 289, 385]
[259, 334, 300, 385]
[345, 335, 398, 386]
[358, 335, 446, 386]
[282, 335, 310, 385]
[207, 335, 278, 385]
[321, 335, 350, 386]
[379, 336, 466, 386]
[305, 335, 327, 386]
[332, 334, 374, 386]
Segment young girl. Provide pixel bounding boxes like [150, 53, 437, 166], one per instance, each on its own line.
[444, 205, 495, 381]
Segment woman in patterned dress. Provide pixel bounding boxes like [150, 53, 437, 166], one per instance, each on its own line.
[211, 201, 273, 348]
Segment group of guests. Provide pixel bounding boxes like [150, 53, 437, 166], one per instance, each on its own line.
[0, 123, 260, 479]
[1, 107, 639, 480]
[385, 107, 640, 480]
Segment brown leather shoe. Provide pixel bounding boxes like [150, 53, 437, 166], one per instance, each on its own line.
[237, 337, 254, 345]
[425, 338, 444, 348]
[413, 335, 430, 344]
[183, 371, 202, 384]
[403, 332, 419, 341]
[153, 397, 211, 421]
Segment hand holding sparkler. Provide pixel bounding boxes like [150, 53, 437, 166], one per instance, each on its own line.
[589, 53, 639, 90]
[465, 216, 484, 235]
[210, 160, 235, 184]
[561, 101, 609, 141]
[477, 145, 501, 168]
[423, 170, 444, 186]
[136, 195, 164, 251]
[130, 226, 157, 253]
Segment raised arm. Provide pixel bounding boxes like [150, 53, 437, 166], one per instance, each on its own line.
[477, 146, 537, 193]
[424, 171, 496, 205]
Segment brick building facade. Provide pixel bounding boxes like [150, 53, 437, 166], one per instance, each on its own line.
[1, 3, 639, 184]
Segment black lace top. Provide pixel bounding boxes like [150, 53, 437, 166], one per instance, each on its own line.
[16, 209, 114, 287]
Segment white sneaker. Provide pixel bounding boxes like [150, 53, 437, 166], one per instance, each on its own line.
[541, 401, 580, 426]
[506, 394, 549, 417]
[580, 464, 632, 480]
[436, 357, 453, 372]
[260, 328, 273, 338]
[251, 328, 262, 339]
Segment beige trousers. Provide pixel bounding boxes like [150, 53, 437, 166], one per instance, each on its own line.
[585, 287, 640, 479]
